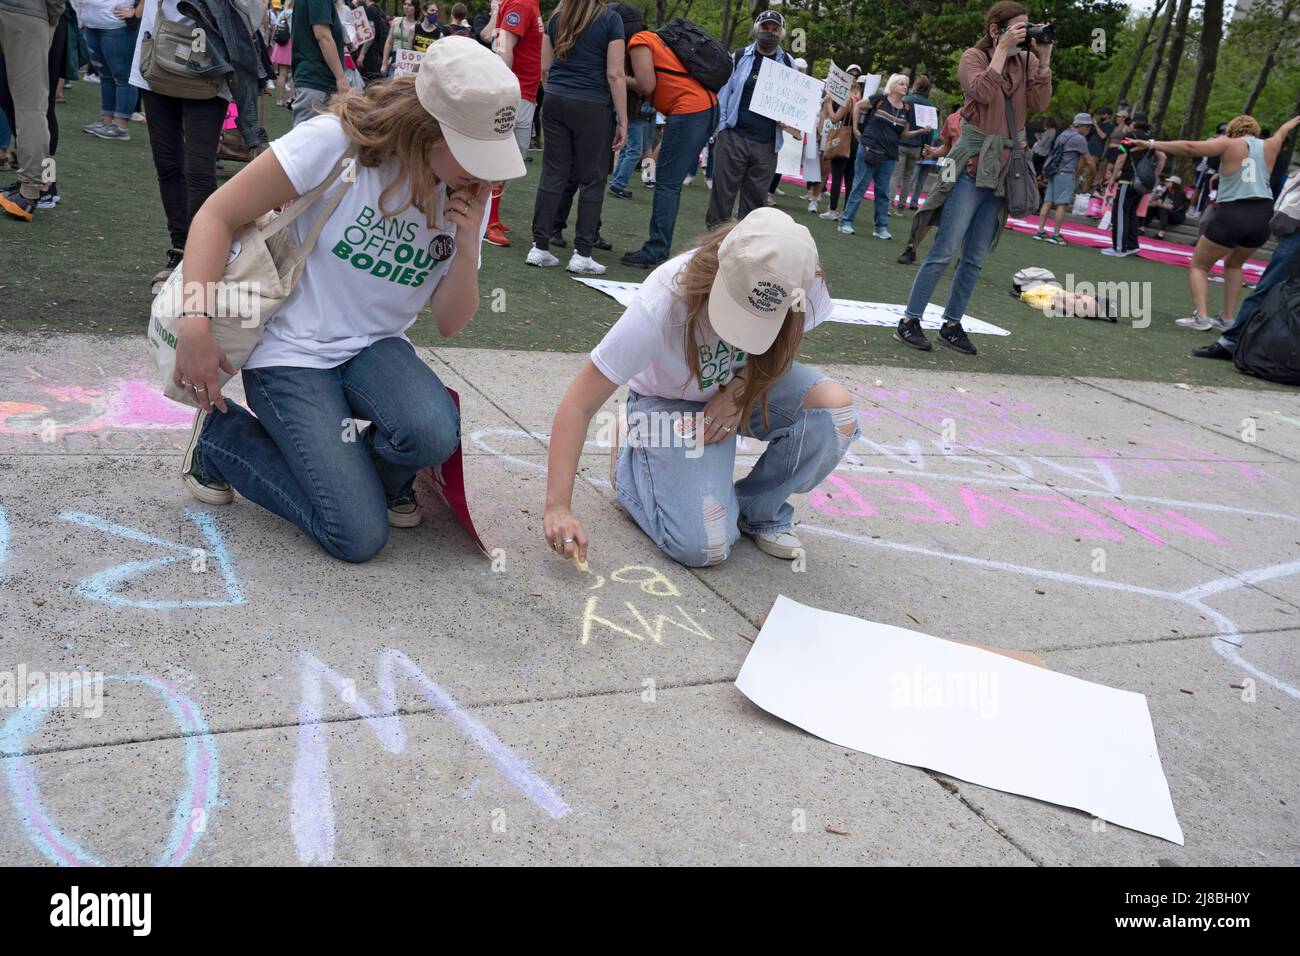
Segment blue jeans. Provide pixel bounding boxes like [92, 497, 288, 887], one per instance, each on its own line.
[84, 26, 140, 119]
[615, 363, 860, 567]
[841, 150, 895, 228]
[198, 337, 461, 563]
[640, 107, 715, 262]
[904, 170, 1004, 326]
[610, 119, 652, 191]
[1220, 230, 1300, 349]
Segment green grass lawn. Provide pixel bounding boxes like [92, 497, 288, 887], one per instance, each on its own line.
[1, 79, 1284, 389]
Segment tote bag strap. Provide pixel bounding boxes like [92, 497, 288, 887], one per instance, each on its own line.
[258, 145, 360, 243]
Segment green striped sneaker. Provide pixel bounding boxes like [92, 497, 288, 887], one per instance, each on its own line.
[181, 409, 233, 505]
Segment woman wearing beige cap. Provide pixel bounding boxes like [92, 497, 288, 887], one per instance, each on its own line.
[544, 208, 860, 568]
[170, 38, 528, 562]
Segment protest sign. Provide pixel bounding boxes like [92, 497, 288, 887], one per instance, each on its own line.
[824, 62, 853, 107]
[749, 56, 823, 136]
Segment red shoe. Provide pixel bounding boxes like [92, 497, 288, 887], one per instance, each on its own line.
[485, 223, 510, 247]
[501, 221, 511, 232]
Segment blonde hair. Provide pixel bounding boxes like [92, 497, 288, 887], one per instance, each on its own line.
[672, 223, 809, 431]
[886, 73, 910, 96]
[1225, 115, 1261, 139]
[329, 77, 445, 226]
[553, 0, 605, 59]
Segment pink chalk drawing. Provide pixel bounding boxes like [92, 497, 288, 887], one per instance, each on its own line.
[0, 379, 194, 437]
[808, 474, 1227, 547]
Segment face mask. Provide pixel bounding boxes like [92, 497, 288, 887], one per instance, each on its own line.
[756, 32, 779, 53]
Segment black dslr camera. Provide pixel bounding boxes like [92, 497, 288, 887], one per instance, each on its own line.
[1020, 22, 1055, 49]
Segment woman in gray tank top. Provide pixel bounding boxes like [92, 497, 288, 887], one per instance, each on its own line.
[1130, 113, 1300, 331]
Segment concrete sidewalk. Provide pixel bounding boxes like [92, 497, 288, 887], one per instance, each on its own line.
[0, 334, 1296, 865]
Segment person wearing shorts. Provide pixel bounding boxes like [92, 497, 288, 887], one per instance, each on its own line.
[1032, 113, 1089, 244]
[487, 0, 542, 247]
[1129, 113, 1300, 330]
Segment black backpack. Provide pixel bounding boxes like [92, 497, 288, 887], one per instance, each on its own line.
[274, 15, 291, 46]
[1129, 145, 1157, 195]
[656, 18, 731, 92]
[1042, 134, 1068, 177]
[1233, 260, 1300, 385]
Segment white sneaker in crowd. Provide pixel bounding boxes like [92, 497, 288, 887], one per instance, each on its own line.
[526, 245, 560, 268]
[682, 174, 694, 186]
[566, 252, 606, 276]
[744, 528, 803, 560]
[131, 111, 146, 123]
[819, 209, 841, 220]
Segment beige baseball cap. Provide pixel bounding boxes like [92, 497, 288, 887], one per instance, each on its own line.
[708, 208, 819, 356]
[415, 37, 527, 182]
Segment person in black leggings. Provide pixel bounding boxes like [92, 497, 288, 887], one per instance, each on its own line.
[0, 11, 67, 207]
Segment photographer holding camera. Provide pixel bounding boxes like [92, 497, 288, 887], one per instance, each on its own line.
[894, 1, 1052, 355]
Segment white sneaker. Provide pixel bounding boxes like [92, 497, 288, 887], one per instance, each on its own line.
[181, 410, 234, 505]
[745, 528, 803, 560]
[837, 223, 855, 235]
[387, 497, 423, 528]
[773, 187, 786, 196]
[807, 199, 819, 213]
[526, 245, 560, 268]
[131, 111, 146, 123]
[566, 252, 606, 276]
[705, 178, 713, 190]
[682, 174, 695, 186]
[1175, 313, 1214, 331]
[1099, 248, 1125, 257]
[819, 209, 841, 220]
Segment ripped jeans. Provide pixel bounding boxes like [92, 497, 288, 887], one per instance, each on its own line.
[616, 363, 859, 567]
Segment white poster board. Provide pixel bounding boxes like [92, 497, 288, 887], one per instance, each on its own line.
[861, 73, 881, 98]
[824, 61, 853, 107]
[913, 103, 939, 130]
[736, 596, 1184, 845]
[572, 278, 1011, 337]
[749, 56, 824, 136]
[776, 132, 806, 178]
[394, 48, 426, 75]
[348, 6, 374, 45]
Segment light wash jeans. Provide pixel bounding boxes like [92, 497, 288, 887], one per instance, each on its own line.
[840, 151, 896, 228]
[615, 363, 860, 567]
[198, 337, 461, 563]
[904, 169, 1004, 326]
[610, 119, 652, 191]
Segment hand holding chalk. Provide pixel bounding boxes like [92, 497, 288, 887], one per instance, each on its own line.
[543, 504, 589, 564]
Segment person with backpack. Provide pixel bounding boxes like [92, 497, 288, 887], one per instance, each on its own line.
[705, 9, 796, 229]
[837, 73, 932, 239]
[525, 0, 627, 275]
[1101, 114, 1161, 259]
[1030, 114, 1054, 176]
[894, 1, 1052, 356]
[270, 1, 294, 106]
[618, 17, 719, 268]
[1128, 113, 1300, 331]
[1032, 112, 1089, 244]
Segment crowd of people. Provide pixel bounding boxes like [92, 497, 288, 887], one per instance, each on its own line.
[1, 0, 1297, 567]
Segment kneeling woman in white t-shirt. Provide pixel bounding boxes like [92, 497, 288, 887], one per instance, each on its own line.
[544, 208, 860, 567]
[172, 39, 527, 562]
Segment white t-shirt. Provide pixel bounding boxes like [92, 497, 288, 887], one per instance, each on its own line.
[81, 0, 128, 31]
[590, 252, 831, 402]
[244, 115, 488, 370]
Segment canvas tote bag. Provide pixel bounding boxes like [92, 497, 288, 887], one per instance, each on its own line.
[148, 150, 357, 408]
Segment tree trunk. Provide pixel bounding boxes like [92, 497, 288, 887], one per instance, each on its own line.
[1117, 0, 1165, 106]
[1136, 0, 1176, 114]
[1151, 0, 1192, 136]
[1177, 0, 1225, 181]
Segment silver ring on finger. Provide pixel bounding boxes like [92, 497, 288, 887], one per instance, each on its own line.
[563, 537, 574, 545]
[722, 424, 731, 432]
